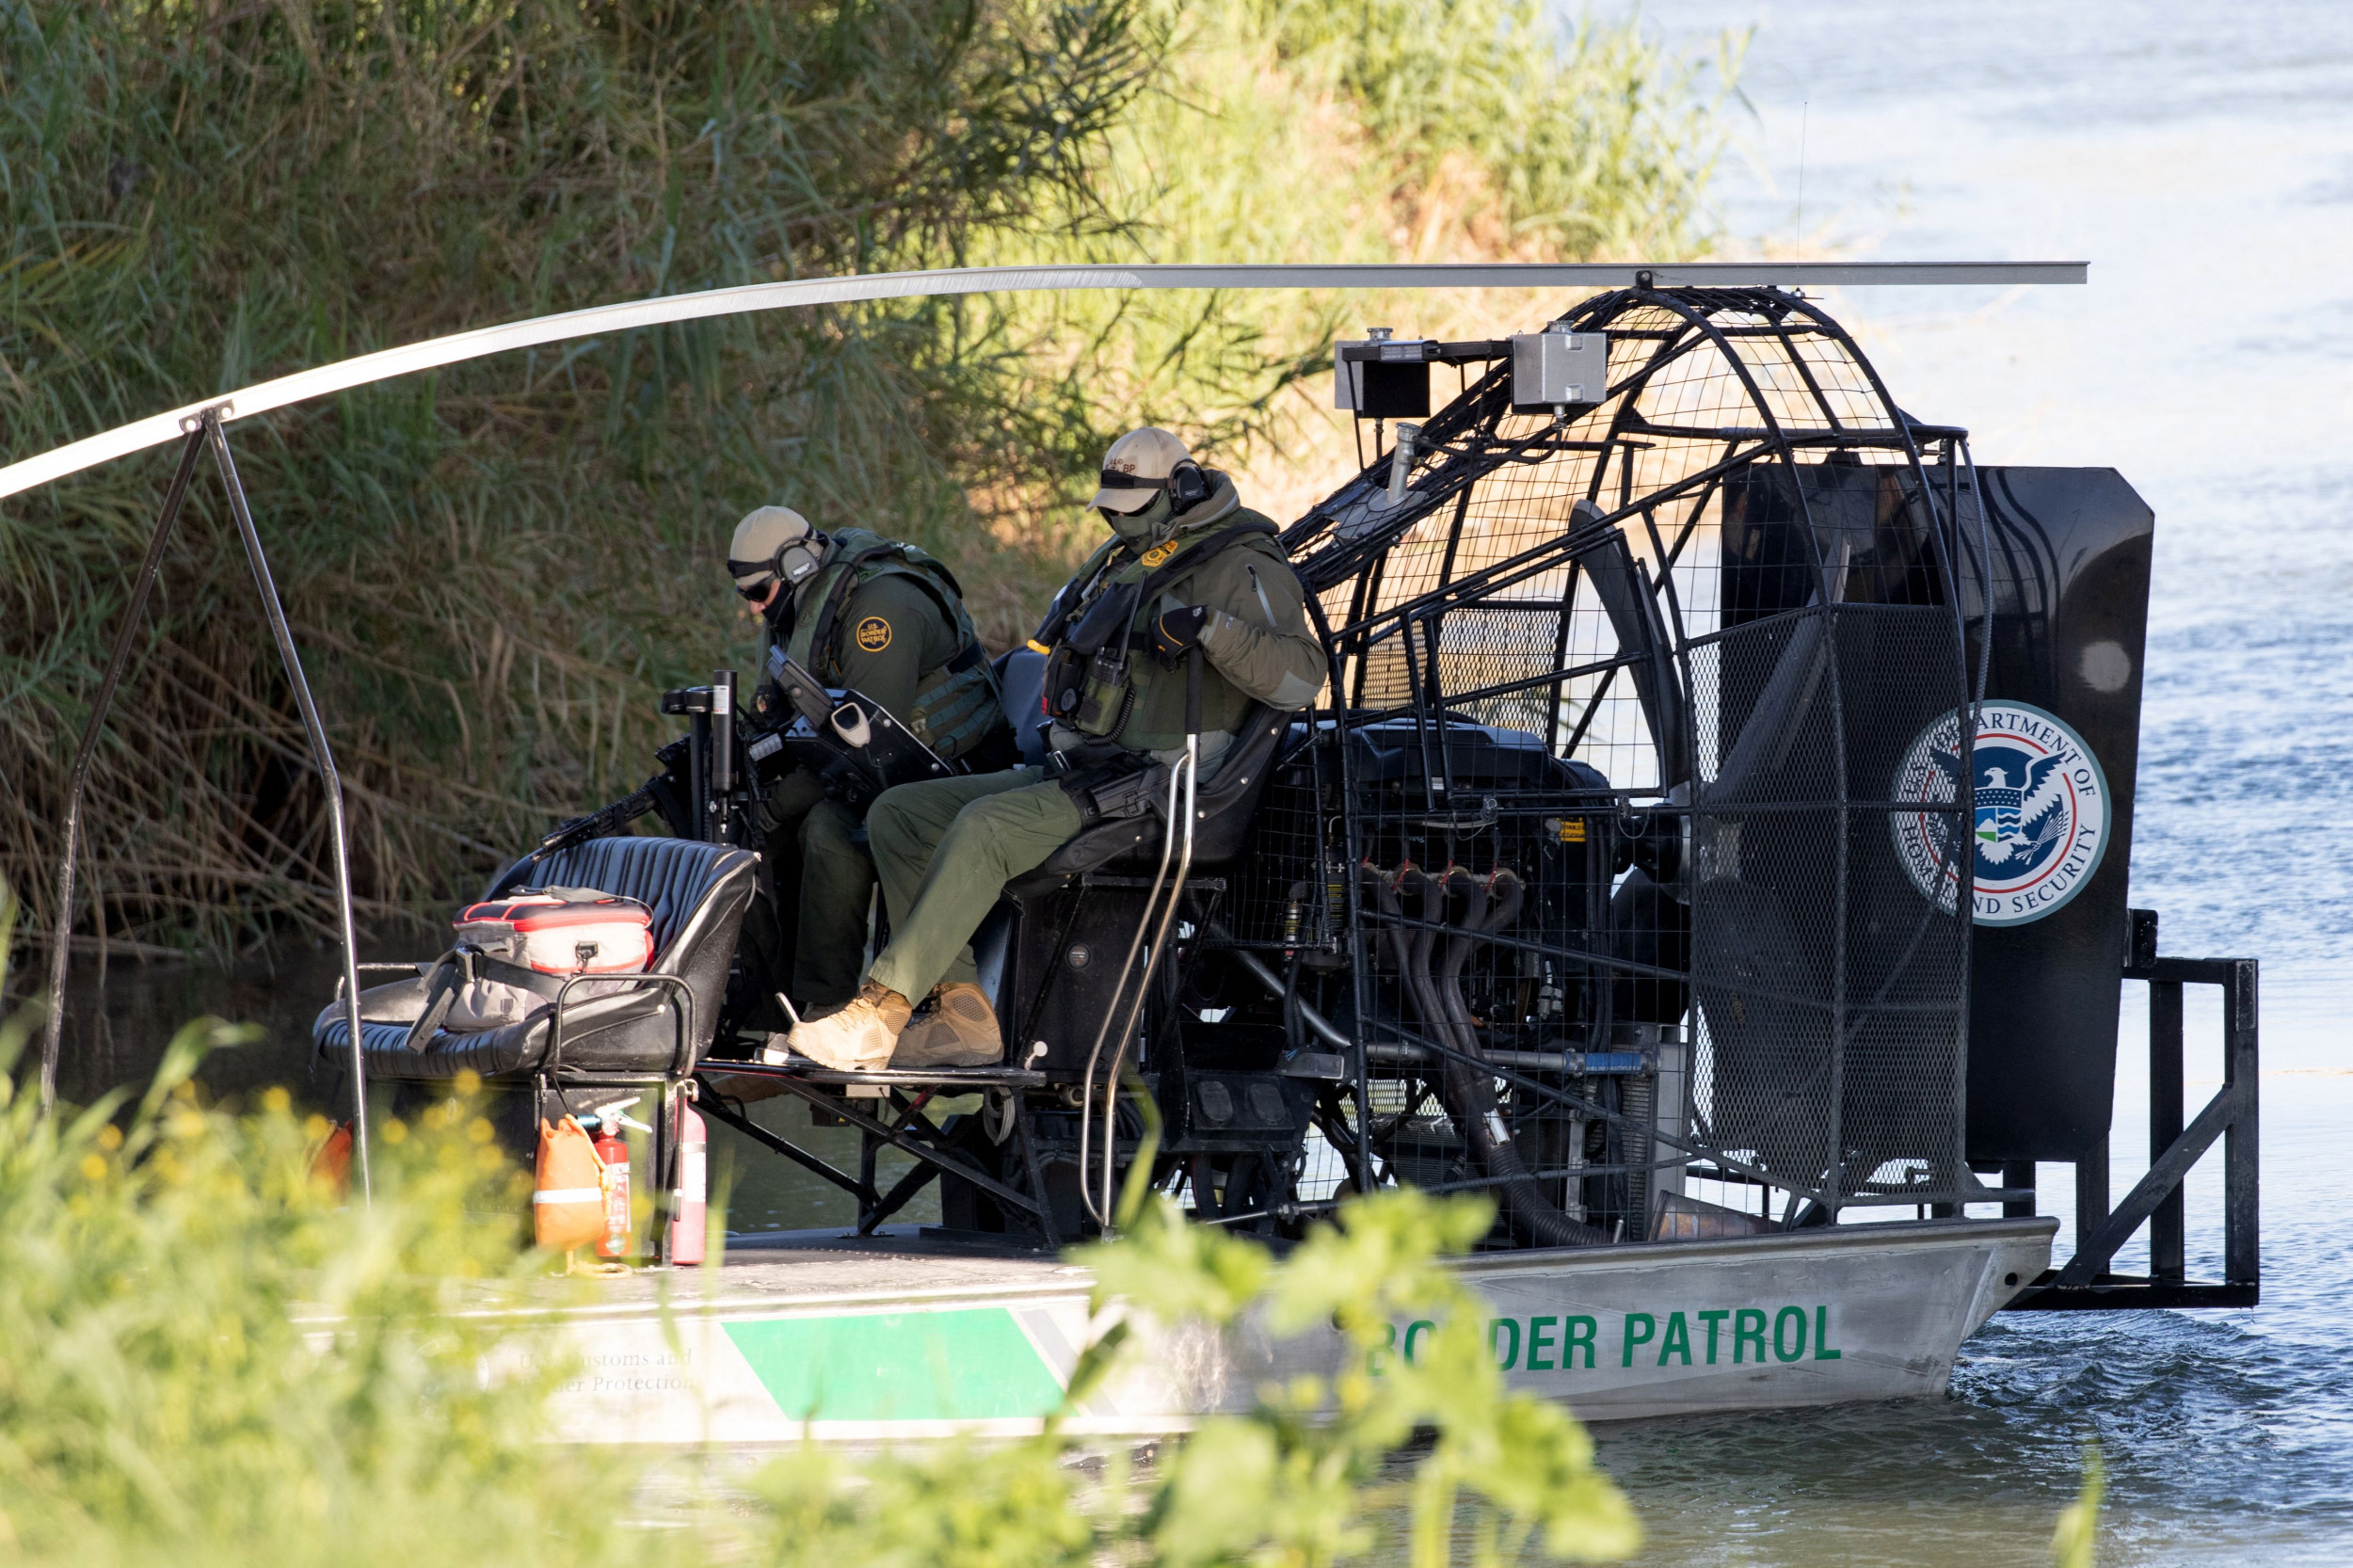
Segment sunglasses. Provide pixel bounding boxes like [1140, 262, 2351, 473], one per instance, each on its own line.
[728, 554, 779, 600]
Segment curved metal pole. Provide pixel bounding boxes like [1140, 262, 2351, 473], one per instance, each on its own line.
[0, 263, 2086, 503]
[202, 414, 372, 1202]
[1096, 650, 1209, 1229]
[1096, 736, 1198, 1232]
[1076, 756, 1186, 1228]
[39, 423, 209, 1112]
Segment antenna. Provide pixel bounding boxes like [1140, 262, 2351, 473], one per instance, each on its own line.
[1796, 100, 1810, 261]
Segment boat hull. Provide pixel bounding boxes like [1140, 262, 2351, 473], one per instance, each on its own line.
[525, 1217, 2054, 1443]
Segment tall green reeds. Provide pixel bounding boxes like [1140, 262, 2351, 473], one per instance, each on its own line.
[0, 0, 1156, 952]
[0, 0, 1734, 956]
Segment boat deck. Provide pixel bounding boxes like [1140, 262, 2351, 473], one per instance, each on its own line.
[541, 1227, 1083, 1319]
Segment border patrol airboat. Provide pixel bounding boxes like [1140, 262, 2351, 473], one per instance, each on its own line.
[18, 261, 2261, 1442]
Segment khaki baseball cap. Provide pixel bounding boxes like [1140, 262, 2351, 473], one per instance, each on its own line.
[1089, 426, 1193, 514]
[728, 505, 813, 591]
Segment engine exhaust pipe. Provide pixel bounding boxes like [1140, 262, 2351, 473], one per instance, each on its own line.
[1367, 861, 1605, 1249]
[1433, 867, 1608, 1248]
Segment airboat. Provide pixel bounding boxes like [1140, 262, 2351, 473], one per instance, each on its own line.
[18, 261, 2261, 1438]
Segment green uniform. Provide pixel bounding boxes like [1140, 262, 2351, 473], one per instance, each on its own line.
[752, 527, 1005, 761]
[1037, 475, 1325, 764]
[748, 533, 1006, 1008]
[865, 473, 1323, 1002]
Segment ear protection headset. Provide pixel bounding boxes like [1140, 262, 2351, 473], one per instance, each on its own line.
[1092, 456, 1210, 517]
[774, 532, 827, 585]
[1165, 458, 1210, 511]
[727, 526, 828, 596]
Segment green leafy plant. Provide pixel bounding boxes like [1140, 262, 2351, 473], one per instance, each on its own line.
[1079, 1189, 1641, 1566]
[0, 872, 1638, 1567]
[0, 879, 648, 1567]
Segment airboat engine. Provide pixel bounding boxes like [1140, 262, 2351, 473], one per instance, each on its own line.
[1206, 288, 2023, 1242]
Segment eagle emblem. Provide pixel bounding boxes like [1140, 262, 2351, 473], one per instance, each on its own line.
[1889, 701, 2110, 927]
[1974, 752, 2069, 869]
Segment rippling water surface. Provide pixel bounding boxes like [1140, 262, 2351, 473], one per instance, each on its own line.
[1606, 3, 2353, 1561]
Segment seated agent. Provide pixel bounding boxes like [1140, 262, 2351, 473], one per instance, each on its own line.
[727, 504, 1011, 1016]
[788, 428, 1324, 1072]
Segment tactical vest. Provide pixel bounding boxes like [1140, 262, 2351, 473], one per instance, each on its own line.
[1034, 516, 1282, 748]
[782, 528, 1005, 760]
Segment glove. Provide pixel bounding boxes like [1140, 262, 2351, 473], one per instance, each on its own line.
[1150, 605, 1211, 667]
[747, 769, 801, 839]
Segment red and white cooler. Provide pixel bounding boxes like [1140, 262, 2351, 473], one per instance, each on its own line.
[455, 890, 655, 975]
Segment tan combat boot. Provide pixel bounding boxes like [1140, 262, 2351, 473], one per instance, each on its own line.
[786, 980, 911, 1070]
[889, 983, 1003, 1069]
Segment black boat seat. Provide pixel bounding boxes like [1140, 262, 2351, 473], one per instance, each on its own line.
[993, 648, 1051, 767]
[1009, 705, 1298, 891]
[313, 836, 757, 1082]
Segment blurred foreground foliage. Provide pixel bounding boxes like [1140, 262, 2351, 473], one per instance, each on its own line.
[0, 0, 1734, 954]
[0, 887, 1639, 1567]
[2050, 1444, 2105, 1568]
[0, 886, 621, 1563]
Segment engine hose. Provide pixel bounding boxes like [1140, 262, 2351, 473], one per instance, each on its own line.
[1362, 862, 1417, 1016]
[1433, 867, 1609, 1250]
[1364, 864, 1439, 1156]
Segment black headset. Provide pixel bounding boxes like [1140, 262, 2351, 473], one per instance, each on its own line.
[727, 530, 827, 592]
[1096, 457, 1210, 514]
[1165, 458, 1209, 511]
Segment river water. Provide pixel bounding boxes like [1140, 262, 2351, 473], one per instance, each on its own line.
[1602, 3, 2353, 1562]
[26, 2, 2353, 1561]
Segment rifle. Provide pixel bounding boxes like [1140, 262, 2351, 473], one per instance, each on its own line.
[526, 651, 961, 871]
[528, 775, 667, 861]
[749, 648, 956, 807]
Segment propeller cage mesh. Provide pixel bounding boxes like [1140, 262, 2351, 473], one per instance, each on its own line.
[1225, 286, 1984, 1224]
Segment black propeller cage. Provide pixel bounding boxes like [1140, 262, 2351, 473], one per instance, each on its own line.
[1209, 285, 1989, 1232]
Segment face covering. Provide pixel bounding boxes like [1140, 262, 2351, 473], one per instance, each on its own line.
[761, 584, 798, 641]
[1101, 489, 1173, 546]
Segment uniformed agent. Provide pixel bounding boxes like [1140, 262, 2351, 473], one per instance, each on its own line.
[786, 429, 1324, 1071]
[727, 505, 1011, 1016]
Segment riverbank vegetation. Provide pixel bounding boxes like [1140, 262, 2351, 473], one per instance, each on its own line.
[0, 0, 1735, 954]
[0, 893, 1641, 1565]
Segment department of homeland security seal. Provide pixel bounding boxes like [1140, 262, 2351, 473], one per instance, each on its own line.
[1889, 700, 2110, 927]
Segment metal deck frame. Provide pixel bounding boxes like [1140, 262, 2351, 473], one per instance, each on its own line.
[697, 1060, 1065, 1246]
[2006, 910, 2259, 1310]
[37, 410, 375, 1197]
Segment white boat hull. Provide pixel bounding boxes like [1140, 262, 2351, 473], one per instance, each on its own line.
[525, 1217, 2055, 1443]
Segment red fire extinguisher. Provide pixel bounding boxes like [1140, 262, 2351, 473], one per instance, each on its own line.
[667, 1096, 707, 1266]
[593, 1114, 632, 1260]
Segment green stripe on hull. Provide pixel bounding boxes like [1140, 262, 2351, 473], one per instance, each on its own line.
[723, 1307, 1065, 1422]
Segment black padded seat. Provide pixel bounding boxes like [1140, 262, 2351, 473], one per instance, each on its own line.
[314, 837, 757, 1082]
[1009, 705, 1297, 889]
[992, 648, 1051, 767]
